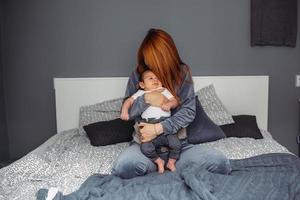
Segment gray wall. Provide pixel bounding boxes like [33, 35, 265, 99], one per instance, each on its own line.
[0, 0, 9, 161]
[2, 0, 300, 159]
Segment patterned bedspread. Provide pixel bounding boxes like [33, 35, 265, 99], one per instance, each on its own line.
[0, 129, 292, 200]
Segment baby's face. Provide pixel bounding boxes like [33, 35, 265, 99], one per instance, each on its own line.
[140, 71, 162, 91]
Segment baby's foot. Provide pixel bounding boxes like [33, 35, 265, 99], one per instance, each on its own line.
[166, 158, 177, 172]
[154, 158, 165, 173]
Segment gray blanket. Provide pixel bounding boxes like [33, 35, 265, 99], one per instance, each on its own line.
[37, 153, 300, 200]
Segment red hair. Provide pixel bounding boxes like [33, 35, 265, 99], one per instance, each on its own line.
[136, 28, 192, 103]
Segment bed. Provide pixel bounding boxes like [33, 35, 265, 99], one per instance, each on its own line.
[0, 76, 297, 200]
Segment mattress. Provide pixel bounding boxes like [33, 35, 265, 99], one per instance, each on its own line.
[0, 129, 291, 200]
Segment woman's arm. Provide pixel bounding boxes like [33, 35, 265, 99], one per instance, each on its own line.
[160, 71, 196, 135]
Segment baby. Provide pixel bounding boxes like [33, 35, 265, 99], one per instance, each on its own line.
[120, 70, 181, 173]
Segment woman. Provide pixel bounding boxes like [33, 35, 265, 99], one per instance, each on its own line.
[112, 28, 231, 179]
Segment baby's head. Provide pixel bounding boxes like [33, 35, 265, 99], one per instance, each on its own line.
[139, 70, 162, 91]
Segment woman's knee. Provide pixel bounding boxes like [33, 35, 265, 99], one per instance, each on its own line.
[112, 159, 150, 179]
[112, 144, 156, 179]
[177, 145, 231, 174]
[206, 150, 231, 174]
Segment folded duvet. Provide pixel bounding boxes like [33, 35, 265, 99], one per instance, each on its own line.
[37, 153, 300, 200]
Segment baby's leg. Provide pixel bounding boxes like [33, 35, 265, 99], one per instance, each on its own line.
[166, 135, 181, 172]
[140, 142, 165, 173]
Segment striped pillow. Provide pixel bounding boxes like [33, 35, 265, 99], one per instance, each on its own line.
[196, 84, 234, 126]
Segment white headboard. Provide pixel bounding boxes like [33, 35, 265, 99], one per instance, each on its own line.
[54, 76, 269, 133]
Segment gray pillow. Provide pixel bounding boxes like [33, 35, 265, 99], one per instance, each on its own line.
[78, 97, 124, 136]
[196, 84, 234, 126]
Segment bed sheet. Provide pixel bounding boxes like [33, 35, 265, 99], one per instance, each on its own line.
[0, 129, 291, 200]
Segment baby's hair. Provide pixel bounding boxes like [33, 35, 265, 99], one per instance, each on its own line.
[139, 69, 152, 82]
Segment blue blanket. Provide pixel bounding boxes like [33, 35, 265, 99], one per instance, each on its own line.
[37, 153, 300, 200]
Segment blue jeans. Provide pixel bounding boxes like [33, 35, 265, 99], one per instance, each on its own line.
[112, 140, 232, 179]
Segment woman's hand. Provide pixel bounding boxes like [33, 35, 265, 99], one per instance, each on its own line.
[138, 122, 163, 142]
[144, 91, 168, 107]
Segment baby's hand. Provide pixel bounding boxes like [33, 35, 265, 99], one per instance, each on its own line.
[120, 111, 129, 121]
[161, 103, 171, 111]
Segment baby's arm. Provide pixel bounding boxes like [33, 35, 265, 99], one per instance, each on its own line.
[120, 97, 134, 121]
[160, 89, 178, 111]
[161, 97, 178, 112]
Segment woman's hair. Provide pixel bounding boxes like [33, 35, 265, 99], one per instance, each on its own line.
[136, 28, 192, 103]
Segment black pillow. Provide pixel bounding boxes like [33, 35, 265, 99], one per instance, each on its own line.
[220, 115, 263, 139]
[83, 118, 135, 146]
[187, 97, 226, 144]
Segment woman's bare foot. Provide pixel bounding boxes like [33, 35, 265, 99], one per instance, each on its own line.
[154, 158, 165, 173]
[166, 158, 176, 172]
